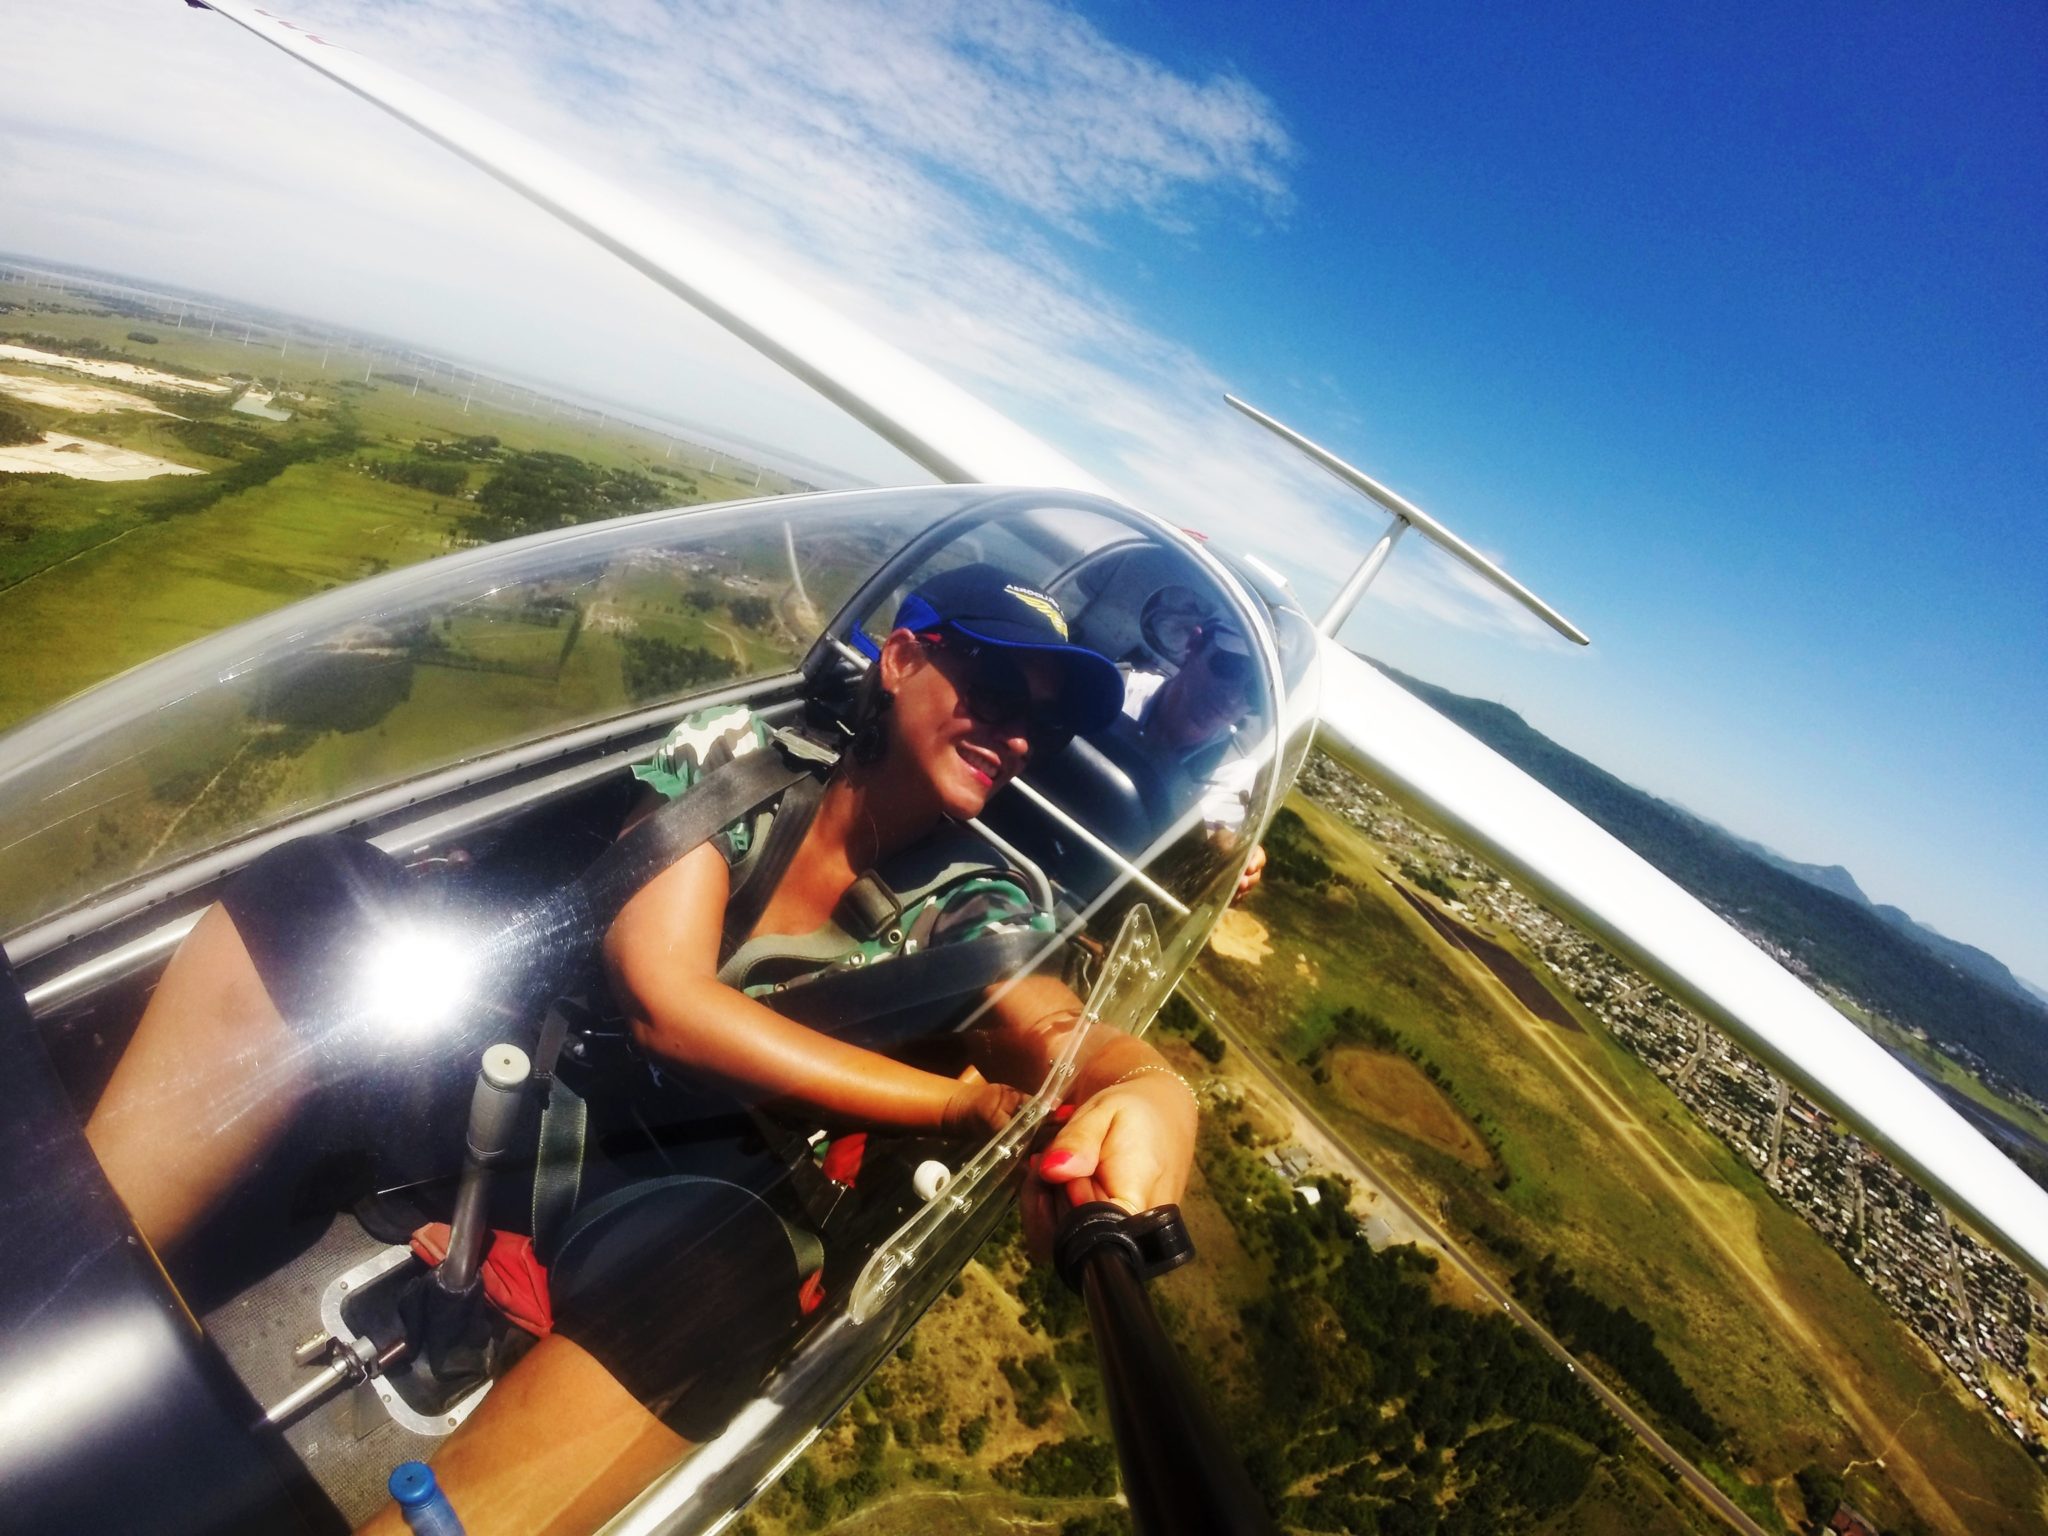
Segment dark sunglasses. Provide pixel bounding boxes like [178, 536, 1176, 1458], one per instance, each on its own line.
[1200, 642, 1251, 685]
[918, 630, 1075, 748]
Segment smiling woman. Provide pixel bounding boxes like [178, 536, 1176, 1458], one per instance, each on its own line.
[2, 484, 1298, 1535]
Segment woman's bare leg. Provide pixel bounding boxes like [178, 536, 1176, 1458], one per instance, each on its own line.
[85, 903, 313, 1249]
[354, 1333, 689, 1536]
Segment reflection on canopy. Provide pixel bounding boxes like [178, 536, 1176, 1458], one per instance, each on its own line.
[7, 485, 1317, 1536]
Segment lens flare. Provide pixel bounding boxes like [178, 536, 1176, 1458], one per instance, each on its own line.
[356, 925, 479, 1037]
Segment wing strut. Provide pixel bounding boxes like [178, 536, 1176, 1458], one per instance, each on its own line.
[1225, 395, 1589, 644]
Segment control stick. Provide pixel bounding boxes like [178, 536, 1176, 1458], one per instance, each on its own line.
[436, 1043, 531, 1297]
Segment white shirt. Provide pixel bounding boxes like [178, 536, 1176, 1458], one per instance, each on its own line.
[1121, 670, 1257, 833]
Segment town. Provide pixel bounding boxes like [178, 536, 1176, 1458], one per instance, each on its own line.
[1296, 754, 2048, 1452]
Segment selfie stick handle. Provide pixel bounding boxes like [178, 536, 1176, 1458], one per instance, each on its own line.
[1055, 1202, 1274, 1536]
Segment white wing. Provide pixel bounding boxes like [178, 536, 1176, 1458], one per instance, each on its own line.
[1314, 639, 2048, 1281]
[189, 0, 1108, 495]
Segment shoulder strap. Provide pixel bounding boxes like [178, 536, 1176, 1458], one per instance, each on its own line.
[569, 745, 813, 933]
[720, 771, 827, 956]
[766, 926, 1050, 1036]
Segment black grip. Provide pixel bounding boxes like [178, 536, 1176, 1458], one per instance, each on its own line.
[1054, 1201, 1196, 1292]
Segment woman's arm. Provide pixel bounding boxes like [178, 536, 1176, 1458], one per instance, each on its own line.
[967, 973, 1200, 1230]
[604, 844, 1018, 1136]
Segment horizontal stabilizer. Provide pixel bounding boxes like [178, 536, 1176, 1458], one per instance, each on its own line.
[1226, 395, 1588, 645]
[1313, 638, 2048, 1283]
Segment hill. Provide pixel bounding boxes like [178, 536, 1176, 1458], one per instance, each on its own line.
[1702, 814, 2046, 1012]
[1370, 661, 2048, 1098]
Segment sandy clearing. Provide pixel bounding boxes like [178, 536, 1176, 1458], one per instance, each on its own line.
[1207, 907, 1271, 965]
[0, 371, 175, 416]
[0, 343, 230, 394]
[1331, 1047, 1493, 1168]
[0, 432, 203, 481]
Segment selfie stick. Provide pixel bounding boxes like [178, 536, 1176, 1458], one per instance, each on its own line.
[1055, 1202, 1275, 1536]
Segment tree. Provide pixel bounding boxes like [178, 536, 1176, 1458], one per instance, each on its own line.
[995, 1437, 1118, 1498]
[1796, 1464, 1844, 1527]
[1264, 806, 1336, 889]
[620, 635, 739, 702]
[729, 594, 775, 629]
[0, 407, 40, 447]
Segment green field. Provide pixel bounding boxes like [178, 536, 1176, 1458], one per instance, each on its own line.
[0, 294, 797, 727]
[0, 293, 843, 932]
[1184, 781, 2048, 1535]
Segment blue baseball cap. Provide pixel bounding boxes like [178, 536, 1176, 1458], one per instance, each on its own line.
[893, 563, 1124, 734]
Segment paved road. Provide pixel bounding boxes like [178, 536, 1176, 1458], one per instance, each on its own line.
[1188, 987, 1774, 1536]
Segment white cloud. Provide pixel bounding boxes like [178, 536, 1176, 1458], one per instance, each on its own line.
[2, 0, 1538, 638]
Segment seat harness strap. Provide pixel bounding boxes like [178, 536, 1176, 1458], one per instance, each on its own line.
[766, 926, 1049, 1034]
[531, 745, 816, 1258]
[720, 771, 828, 956]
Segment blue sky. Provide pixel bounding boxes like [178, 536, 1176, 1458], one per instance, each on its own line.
[1073, 2, 2048, 980]
[4, 1, 2044, 983]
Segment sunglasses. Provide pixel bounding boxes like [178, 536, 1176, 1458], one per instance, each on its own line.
[1200, 644, 1251, 685]
[918, 630, 1075, 749]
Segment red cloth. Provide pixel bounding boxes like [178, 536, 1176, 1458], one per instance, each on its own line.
[821, 1131, 867, 1187]
[409, 1224, 554, 1336]
[797, 1270, 828, 1316]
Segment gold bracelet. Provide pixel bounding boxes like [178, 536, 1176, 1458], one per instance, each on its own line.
[1109, 1063, 1197, 1102]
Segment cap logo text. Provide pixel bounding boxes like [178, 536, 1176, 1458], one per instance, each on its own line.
[1005, 584, 1068, 640]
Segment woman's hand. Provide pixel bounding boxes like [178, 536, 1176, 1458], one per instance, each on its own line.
[1021, 1066, 1198, 1258]
[940, 1066, 1026, 1139]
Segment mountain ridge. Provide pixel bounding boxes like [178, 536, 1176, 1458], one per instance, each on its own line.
[1670, 811, 2041, 1013]
[1368, 659, 2048, 1097]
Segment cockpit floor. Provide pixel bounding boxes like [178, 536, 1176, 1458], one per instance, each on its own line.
[202, 1214, 442, 1528]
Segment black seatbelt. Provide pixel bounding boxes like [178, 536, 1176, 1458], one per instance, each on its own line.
[767, 926, 1052, 1035]
[720, 772, 827, 955]
[569, 747, 814, 933]
[528, 746, 815, 1258]
[529, 1002, 590, 1261]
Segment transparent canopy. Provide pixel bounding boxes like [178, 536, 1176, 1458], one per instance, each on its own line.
[5, 484, 1319, 1534]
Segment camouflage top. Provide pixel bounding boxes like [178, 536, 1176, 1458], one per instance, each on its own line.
[631, 707, 1053, 1012]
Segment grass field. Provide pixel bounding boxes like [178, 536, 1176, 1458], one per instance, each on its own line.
[0, 294, 846, 932]
[1188, 783, 2048, 1535]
